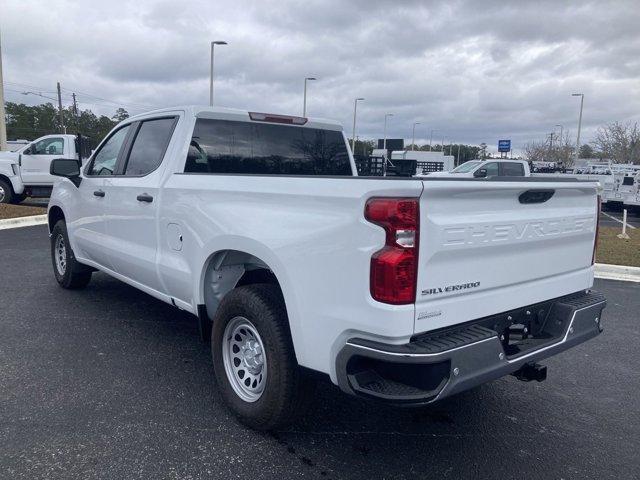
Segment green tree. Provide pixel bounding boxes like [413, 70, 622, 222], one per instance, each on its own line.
[5, 101, 122, 147]
[579, 144, 595, 159]
[112, 108, 130, 122]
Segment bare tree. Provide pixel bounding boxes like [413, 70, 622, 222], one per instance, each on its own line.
[523, 140, 547, 162]
[523, 132, 574, 167]
[591, 121, 640, 164]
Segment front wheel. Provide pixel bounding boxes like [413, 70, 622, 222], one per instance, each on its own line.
[0, 179, 14, 204]
[51, 220, 92, 289]
[211, 284, 310, 430]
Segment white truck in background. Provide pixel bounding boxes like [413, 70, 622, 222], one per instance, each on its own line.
[47, 106, 606, 430]
[423, 159, 531, 178]
[623, 171, 640, 211]
[0, 134, 91, 204]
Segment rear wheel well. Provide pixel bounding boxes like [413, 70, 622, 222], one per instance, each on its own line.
[200, 250, 285, 339]
[48, 206, 65, 233]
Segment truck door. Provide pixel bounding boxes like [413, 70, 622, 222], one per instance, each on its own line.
[71, 125, 132, 270]
[20, 136, 66, 185]
[102, 116, 178, 294]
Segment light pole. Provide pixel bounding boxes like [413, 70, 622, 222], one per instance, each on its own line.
[383, 113, 394, 151]
[429, 129, 437, 151]
[411, 122, 421, 151]
[351, 97, 364, 153]
[572, 93, 584, 162]
[303, 77, 316, 117]
[383, 113, 393, 176]
[210, 41, 227, 106]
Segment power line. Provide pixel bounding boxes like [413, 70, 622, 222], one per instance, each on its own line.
[7, 79, 159, 111]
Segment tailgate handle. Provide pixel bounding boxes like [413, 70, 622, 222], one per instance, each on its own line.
[519, 189, 555, 204]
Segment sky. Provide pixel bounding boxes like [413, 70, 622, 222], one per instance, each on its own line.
[2, 0, 640, 154]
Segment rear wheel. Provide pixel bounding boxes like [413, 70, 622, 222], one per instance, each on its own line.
[0, 179, 14, 204]
[51, 220, 92, 289]
[212, 284, 309, 430]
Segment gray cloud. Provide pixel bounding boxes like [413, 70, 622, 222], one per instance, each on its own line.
[3, 0, 640, 154]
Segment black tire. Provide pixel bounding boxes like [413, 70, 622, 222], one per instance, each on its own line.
[11, 193, 27, 205]
[211, 284, 309, 430]
[51, 220, 92, 289]
[0, 179, 14, 204]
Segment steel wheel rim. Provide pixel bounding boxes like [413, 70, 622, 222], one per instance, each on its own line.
[54, 234, 67, 275]
[0, 185, 5, 203]
[222, 316, 267, 403]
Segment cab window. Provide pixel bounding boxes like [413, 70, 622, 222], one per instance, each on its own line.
[87, 125, 131, 176]
[501, 162, 525, 176]
[31, 137, 64, 155]
[483, 162, 499, 176]
[123, 118, 176, 176]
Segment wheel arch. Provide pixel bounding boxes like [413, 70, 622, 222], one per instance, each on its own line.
[197, 245, 302, 363]
[48, 205, 66, 234]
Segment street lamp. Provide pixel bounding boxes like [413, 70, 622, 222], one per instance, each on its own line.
[411, 122, 421, 151]
[351, 97, 365, 153]
[383, 113, 394, 151]
[572, 93, 584, 162]
[303, 77, 316, 117]
[210, 41, 227, 106]
[429, 129, 437, 151]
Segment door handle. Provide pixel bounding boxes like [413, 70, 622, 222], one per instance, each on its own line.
[137, 193, 154, 203]
[93, 190, 105, 197]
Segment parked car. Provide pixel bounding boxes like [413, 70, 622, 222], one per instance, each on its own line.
[47, 106, 606, 430]
[0, 134, 91, 203]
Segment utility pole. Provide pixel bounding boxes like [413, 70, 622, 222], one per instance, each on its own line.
[57, 82, 66, 134]
[0, 31, 7, 151]
[456, 143, 461, 167]
[71, 93, 79, 134]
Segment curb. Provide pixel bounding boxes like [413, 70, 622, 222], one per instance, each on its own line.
[0, 214, 48, 231]
[594, 263, 640, 283]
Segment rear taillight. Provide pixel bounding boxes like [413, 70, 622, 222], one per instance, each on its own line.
[365, 197, 419, 304]
[592, 195, 601, 265]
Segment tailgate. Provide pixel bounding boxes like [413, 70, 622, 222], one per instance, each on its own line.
[414, 180, 599, 334]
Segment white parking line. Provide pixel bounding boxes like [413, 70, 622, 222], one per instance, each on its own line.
[601, 211, 637, 229]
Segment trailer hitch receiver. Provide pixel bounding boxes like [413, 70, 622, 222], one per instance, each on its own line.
[512, 362, 547, 382]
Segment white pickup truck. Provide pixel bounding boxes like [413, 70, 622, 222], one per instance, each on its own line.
[424, 159, 531, 178]
[0, 134, 91, 203]
[47, 106, 606, 430]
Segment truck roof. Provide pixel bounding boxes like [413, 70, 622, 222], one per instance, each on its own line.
[125, 105, 343, 132]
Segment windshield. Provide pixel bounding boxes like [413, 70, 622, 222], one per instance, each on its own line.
[451, 161, 481, 173]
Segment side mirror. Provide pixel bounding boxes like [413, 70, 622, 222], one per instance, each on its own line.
[50, 158, 82, 187]
[474, 168, 488, 178]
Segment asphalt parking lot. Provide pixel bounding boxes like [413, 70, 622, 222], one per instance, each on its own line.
[1, 225, 639, 479]
[600, 205, 640, 229]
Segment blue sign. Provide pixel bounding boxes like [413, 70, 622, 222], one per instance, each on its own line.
[498, 140, 511, 152]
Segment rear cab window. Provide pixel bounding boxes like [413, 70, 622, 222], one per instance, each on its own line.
[501, 162, 525, 176]
[185, 119, 352, 176]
